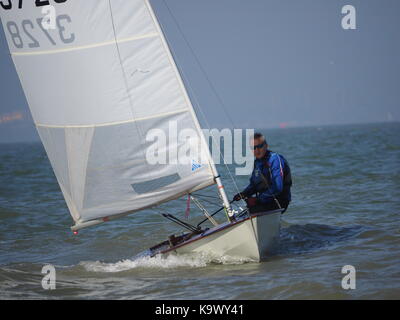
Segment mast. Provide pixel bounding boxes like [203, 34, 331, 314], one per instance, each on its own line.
[144, 0, 233, 218]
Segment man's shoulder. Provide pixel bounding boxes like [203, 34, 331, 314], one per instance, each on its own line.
[268, 152, 290, 168]
[268, 151, 282, 161]
[269, 151, 288, 160]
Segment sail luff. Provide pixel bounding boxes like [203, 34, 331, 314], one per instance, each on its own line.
[143, 0, 215, 176]
[144, 0, 233, 216]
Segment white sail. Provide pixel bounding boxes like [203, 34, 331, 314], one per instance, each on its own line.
[0, 0, 219, 229]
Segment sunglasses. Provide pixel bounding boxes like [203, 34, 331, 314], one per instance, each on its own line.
[253, 142, 266, 150]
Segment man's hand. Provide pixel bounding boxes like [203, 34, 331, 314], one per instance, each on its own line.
[233, 193, 245, 201]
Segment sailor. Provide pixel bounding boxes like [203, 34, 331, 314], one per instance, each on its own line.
[233, 132, 292, 213]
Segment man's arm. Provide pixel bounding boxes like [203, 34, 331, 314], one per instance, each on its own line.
[242, 181, 256, 197]
[233, 173, 256, 201]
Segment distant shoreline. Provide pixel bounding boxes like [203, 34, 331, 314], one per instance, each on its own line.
[0, 120, 399, 145]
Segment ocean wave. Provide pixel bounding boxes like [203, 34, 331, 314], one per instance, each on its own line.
[79, 252, 254, 273]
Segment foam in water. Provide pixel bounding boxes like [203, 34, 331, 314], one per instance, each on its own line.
[80, 252, 254, 273]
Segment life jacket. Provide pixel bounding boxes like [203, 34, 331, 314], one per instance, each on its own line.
[280, 155, 292, 199]
[252, 151, 292, 199]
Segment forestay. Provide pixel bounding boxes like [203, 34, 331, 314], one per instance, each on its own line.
[0, 0, 218, 230]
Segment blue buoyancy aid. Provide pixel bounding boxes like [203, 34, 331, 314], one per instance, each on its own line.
[242, 150, 292, 204]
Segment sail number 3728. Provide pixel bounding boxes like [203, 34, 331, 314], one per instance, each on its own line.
[2, 0, 74, 49]
[0, 0, 67, 10]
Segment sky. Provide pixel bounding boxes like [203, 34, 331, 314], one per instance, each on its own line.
[0, 0, 399, 142]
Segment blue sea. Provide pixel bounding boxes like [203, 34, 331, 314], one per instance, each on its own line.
[0, 122, 399, 299]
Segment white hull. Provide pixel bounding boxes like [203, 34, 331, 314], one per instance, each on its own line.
[154, 210, 281, 262]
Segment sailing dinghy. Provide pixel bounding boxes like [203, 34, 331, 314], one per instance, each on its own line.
[1, 0, 281, 262]
[149, 208, 282, 261]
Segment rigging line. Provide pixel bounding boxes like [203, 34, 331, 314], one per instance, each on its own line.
[194, 192, 244, 207]
[177, 60, 244, 204]
[191, 192, 221, 203]
[191, 196, 220, 207]
[152, 193, 216, 222]
[192, 191, 219, 198]
[190, 195, 219, 226]
[192, 193, 220, 199]
[159, 0, 246, 206]
[161, 0, 237, 129]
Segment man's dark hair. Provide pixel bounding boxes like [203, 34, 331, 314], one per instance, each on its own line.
[253, 132, 267, 144]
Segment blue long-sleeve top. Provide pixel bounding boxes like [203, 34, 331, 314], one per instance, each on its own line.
[242, 151, 291, 204]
